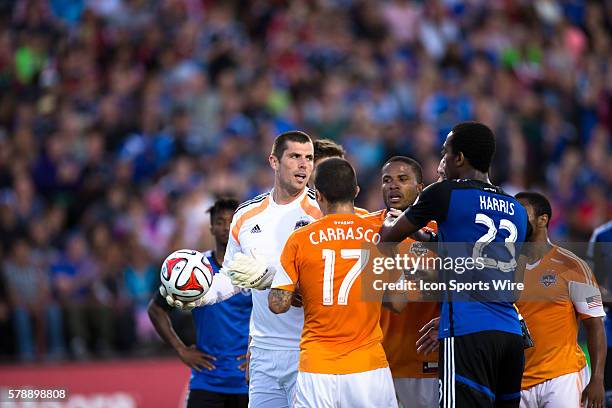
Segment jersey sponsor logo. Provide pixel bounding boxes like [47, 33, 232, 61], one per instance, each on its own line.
[423, 361, 438, 373]
[410, 242, 429, 257]
[540, 274, 557, 287]
[294, 219, 310, 230]
[250, 224, 262, 233]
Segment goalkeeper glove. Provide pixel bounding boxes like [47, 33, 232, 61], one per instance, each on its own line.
[160, 285, 204, 311]
[222, 251, 275, 289]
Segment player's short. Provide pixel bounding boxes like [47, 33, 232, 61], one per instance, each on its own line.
[393, 377, 438, 408]
[294, 366, 397, 408]
[520, 365, 589, 408]
[439, 331, 524, 408]
[248, 346, 299, 408]
[186, 389, 248, 408]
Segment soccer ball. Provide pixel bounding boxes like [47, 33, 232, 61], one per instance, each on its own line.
[160, 249, 213, 303]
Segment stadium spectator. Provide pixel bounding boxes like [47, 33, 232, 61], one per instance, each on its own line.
[0, 0, 607, 362]
[52, 233, 112, 358]
[3, 237, 64, 361]
[123, 242, 158, 345]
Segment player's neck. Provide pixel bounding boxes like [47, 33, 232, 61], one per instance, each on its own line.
[528, 235, 553, 263]
[272, 185, 304, 205]
[213, 247, 225, 266]
[458, 169, 490, 184]
[324, 203, 355, 215]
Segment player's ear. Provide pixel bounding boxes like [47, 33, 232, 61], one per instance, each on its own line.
[537, 214, 549, 229]
[354, 185, 360, 199]
[416, 183, 424, 195]
[455, 151, 465, 168]
[269, 154, 279, 171]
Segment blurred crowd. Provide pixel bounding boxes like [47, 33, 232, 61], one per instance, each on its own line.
[0, 0, 610, 361]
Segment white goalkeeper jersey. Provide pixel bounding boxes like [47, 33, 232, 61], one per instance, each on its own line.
[225, 188, 321, 350]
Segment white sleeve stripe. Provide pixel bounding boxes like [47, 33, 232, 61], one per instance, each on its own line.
[557, 247, 594, 286]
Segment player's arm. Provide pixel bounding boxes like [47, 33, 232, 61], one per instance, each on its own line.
[568, 272, 607, 408]
[222, 210, 276, 289]
[147, 293, 216, 371]
[382, 269, 410, 313]
[582, 317, 606, 407]
[381, 181, 449, 244]
[268, 235, 299, 314]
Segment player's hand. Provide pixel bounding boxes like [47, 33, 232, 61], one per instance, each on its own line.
[386, 208, 403, 219]
[160, 285, 204, 311]
[416, 317, 440, 355]
[222, 251, 275, 289]
[238, 351, 250, 383]
[581, 378, 604, 408]
[177, 344, 216, 372]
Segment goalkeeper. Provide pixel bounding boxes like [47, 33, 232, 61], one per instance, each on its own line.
[164, 131, 321, 408]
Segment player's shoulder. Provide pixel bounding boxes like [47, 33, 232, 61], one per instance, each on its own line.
[306, 187, 317, 201]
[550, 245, 593, 278]
[354, 206, 370, 216]
[592, 221, 612, 242]
[449, 179, 510, 196]
[304, 187, 321, 207]
[234, 192, 271, 216]
[361, 209, 385, 224]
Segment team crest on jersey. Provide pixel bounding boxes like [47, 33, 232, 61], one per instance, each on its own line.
[410, 242, 429, 257]
[540, 274, 557, 287]
[294, 219, 310, 230]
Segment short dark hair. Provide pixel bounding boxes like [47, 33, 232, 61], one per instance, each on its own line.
[271, 130, 313, 159]
[208, 197, 239, 222]
[383, 156, 423, 184]
[314, 139, 345, 162]
[448, 121, 496, 173]
[515, 191, 552, 227]
[314, 158, 357, 204]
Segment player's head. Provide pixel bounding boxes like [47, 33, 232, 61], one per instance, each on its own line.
[313, 139, 345, 165]
[441, 121, 495, 179]
[314, 158, 358, 213]
[208, 197, 239, 247]
[515, 191, 551, 241]
[310, 139, 345, 187]
[381, 156, 423, 211]
[269, 130, 314, 196]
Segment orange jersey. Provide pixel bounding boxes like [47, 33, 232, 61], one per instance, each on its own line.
[362, 209, 439, 378]
[354, 206, 369, 216]
[516, 245, 605, 389]
[273, 213, 388, 374]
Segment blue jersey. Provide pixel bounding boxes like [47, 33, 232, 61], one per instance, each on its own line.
[404, 179, 528, 338]
[190, 250, 252, 393]
[588, 222, 612, 347]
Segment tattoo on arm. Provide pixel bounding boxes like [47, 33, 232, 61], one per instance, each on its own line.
[268, 288, 293, 314]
